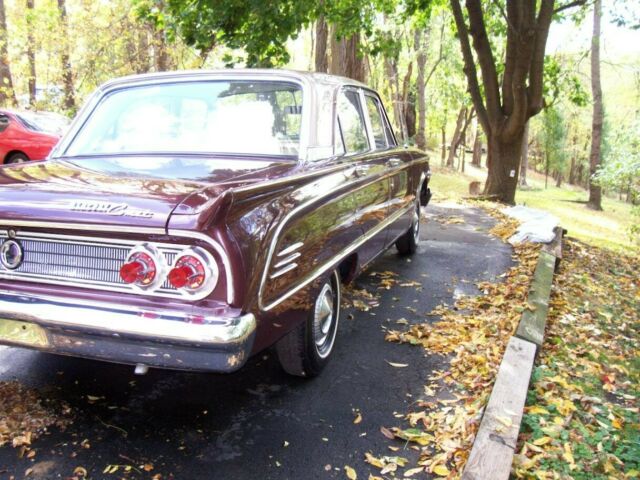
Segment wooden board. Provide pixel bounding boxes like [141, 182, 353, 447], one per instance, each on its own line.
[461, 337, 537, 480]
[515, 251, 556, 347]
[541, 227, 564, 270]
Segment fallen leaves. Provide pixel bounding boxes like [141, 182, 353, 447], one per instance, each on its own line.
[514, 240, 640, 478]
[386, 361, 409, 368]
[0, 380, 71, 451]
[344, 465, 358, 479]
[377, 208, 539, 476]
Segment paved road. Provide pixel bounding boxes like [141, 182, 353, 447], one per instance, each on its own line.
[0, 205, 513, 480]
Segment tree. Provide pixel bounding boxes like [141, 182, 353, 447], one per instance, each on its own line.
[58, 0, 75, 112]
[26, 0, 35, 106]
[0, 0, 15, 106]
[587, 0, 603, 210]
[449, 0, 585, 203]
[541, 107, 568, 188]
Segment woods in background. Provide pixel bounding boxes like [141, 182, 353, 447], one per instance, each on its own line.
[0, 0, 637, 212]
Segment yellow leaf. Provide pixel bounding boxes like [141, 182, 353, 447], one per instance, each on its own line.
[73, 467, 87, 477]
[432, 465, 450, 476]
[354, 412, 363, 424]
[563, 443, 575, 467]
[527, 406, 550, 415]
[364, 453, 384, 469]
[533, 437, 552, 446]
[404, 467, 425, 477]
[368, 475, 383, 480]
[611, 418, 622, 429]
[345, 465, 357, 480]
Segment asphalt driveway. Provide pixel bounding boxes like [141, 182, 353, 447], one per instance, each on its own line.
[0, 204, 513, 480]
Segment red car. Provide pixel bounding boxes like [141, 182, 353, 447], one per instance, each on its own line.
[0, 110, 64, 164]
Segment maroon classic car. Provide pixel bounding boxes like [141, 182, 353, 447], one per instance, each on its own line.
[0, 70, 430, 377]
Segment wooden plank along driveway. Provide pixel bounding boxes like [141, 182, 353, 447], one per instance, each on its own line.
[0, 205, 513, 479]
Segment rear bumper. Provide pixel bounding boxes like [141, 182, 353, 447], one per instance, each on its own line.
[0, 289, 256, 372]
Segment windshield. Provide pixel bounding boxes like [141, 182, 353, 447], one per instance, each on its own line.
[64, 80, 303, 158]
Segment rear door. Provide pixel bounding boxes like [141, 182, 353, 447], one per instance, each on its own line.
[362, 92, 414, 247]
[335, 88, 390, 267]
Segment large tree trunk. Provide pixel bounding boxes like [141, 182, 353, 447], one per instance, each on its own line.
[330, 31, 365, 82]
[587, 0, 603, 211]
[519, 121, 529, 186]
[414, 29, 427, 150]
[449, 0, 572, 204]
[484, 130, 525, 202]
[26, 0, 36, 106]
[0, 0, 16, 106]
[315, 16, 328, 73]
[57, 0, 75, 112]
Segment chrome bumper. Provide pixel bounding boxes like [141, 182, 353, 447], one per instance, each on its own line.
[0, 290, 256, 372]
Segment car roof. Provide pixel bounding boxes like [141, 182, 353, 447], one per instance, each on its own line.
[96, 68, 370, 92]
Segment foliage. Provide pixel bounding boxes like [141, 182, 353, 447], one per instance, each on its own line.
[541, 107, 569, 178]
[514, 240, 640, 478]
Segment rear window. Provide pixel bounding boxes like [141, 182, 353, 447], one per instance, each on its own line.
[64, 81, 303, 157]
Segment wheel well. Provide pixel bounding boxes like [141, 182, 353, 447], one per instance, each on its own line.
[338, 254, 358, 284]
[4, 150, 28, 164]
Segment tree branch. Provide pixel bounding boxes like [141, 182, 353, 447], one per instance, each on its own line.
[527, 0, 555, 117]
[465, 0, 502, 120]
[450, 0, 491, 134]
[553, 0, 587, 15]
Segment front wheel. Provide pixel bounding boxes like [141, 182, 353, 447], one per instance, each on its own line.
[396, 201, 421, 255]
[5, 152, 29, 164]
[276, 270, 341, 378]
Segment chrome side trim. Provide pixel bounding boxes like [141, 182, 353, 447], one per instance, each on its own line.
[269, 262, 298, 279]
[262, 203, 414, 311]
[277, 242, 304, 257]
[274, 252, 301, 268]
[257, 156, 429, 311]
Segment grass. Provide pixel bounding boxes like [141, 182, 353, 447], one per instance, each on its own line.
[427, 160, 637, 253]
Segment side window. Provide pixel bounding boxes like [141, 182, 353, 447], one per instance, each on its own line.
[365, 95, 388, 149]
[337, 90, 369, 154]
[0, 114, 9, 133]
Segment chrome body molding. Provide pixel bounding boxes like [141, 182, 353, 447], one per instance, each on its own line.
[261, 202, 415, 311]
[0, 221, 234, 304]
[0, 289, 256, 372]
[257, 156, 429, 312]
[0, 229, 219, 301]
[269, 262, 298, 280]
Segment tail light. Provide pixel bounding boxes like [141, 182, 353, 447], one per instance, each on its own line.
[119, 245, 163, 289]
[168, 248, 218, 294]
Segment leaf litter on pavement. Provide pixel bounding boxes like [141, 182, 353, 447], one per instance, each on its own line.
[369, 206, 541, 478]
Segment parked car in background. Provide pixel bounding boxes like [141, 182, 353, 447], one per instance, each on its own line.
[0, 110, 69, 164]
[0, 70, 431, 377]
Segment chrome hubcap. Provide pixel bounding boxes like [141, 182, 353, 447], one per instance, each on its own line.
[313, 282, 336, 358]
[412, 204, 421, 242]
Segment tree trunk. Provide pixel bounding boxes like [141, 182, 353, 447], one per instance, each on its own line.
[447, 107, 466, 168]
[568, 156, 577, 185]
[0, 0, 16, 106]
[484, 131, 525, 202]
[588, 0, 603, 211]
[315, 16, 328, 73]
[519, 121, 529, 186]
[555, 171, 562, 188]
[26, 0, 36, 106]
[440, 124, 446, 166]
[472, 123, 482, 167]
[330, 31, 364, 82]
[414, 29, 427, 150]
[57, 0, 75, 112]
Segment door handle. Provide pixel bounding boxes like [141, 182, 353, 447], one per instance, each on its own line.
[354, 165, 370, 177]
[386, 158, 402, 168]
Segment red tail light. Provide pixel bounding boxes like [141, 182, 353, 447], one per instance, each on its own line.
[119, 251, 157, 286]
[168, 255, 206, 290]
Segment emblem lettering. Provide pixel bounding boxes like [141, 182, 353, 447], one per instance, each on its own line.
[70, 201, 154, 219]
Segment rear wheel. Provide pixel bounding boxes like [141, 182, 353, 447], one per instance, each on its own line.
[276, 270, 341, 377]
[396, 200, 421, 255]
[5, 152, 29, 164]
